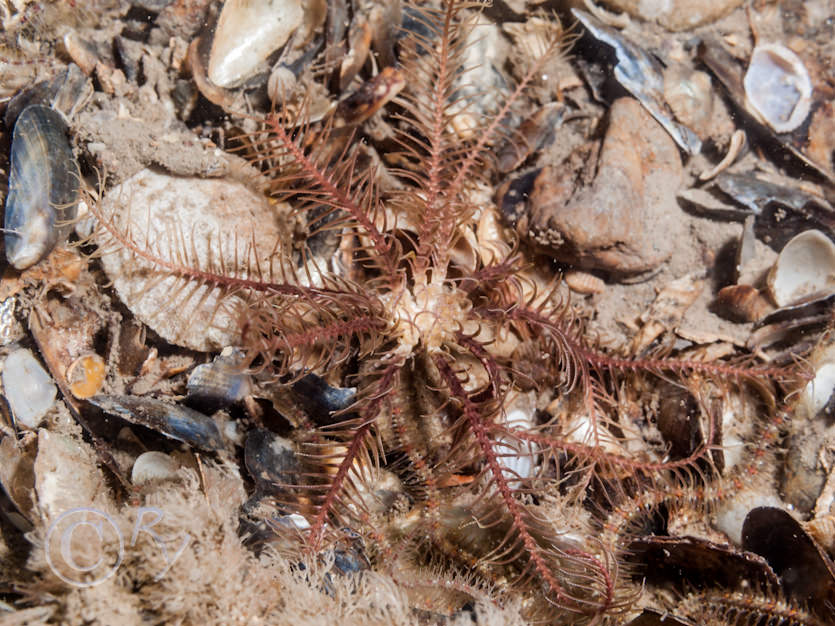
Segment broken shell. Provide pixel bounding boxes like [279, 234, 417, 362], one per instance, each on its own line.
[495, 392, 538, 486]
[744, 44, 812, 134]
[714, 284, 771, 323]
[292, 373, 356, 426]
[748, 293, 835, 356]
[630, 535, 779, 594]
[186, 347, 251, 412]
[0, 436, 36, 530]
[767, 230, 835, 307]
[34, 428, 106, 521]
[2, 348, 57, 430]
[4, 105, 80, 269]
[208, 0, 304, 88]
[88, 394, 225, 451]
[797, 340, 835, 419]
[67, 354, 107, 399]
[572, 10, 701, 154]
[131, 451, 180, 484]
[244, 428, 299, 488]
[0, 298, 24, 347]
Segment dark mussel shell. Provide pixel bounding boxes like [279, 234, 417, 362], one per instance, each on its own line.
[743, 506, 835, 619]
[88, 394, 225, 451]
[4, 104, 79, 269]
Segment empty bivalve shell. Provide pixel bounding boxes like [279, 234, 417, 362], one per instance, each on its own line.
[767, 230, 835, 307]
[4, 105, 79, 269]
[744, 44, 812, 134]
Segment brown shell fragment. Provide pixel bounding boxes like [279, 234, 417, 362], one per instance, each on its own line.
[496, 102, 565, 174]
[335, 67, 405, 126]
[503, 98, 683, 275]
[715, 284, 772, 323]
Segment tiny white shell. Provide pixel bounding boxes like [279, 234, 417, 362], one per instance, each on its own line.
[131, 451, 180, 485]
[744, 43, 812, 134]
[766, 229, 835, 307]
[209, 0, 304, 88]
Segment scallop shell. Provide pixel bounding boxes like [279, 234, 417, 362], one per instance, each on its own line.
[744, 44, 812, 134]
[4, 105, 79, 269]
[766, 230, 835, 307]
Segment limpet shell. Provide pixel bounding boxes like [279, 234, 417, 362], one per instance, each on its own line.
[766, 230, 835, 307]
[744, 44, 812, 134]
[96, 169, 291, 352]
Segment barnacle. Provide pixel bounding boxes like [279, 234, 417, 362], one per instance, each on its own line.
[81, 1, 807, 622]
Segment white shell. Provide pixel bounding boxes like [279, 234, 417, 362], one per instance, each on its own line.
[802, 362, 835, 418]
[2, 348, 56, 429]
[713, 489, 784, 546]
[97, 169, 291, 352]
[766, 230, 835, 307]
[495, 392, 537, 486]
[798, 341, 835, 419]
[744, 43, 812, 134]
[131, 451, 180, 485]
[209, 0, 304, 88]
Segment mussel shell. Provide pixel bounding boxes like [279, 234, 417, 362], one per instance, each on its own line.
[742, 507, 835, 617]
[244, 428, 299, 488]
[4, 105, 79, 269]
[186, 348, 251, 412]
[292, 373, 356, 425]
[629, 535, 779, 592]
[88, 394, 225, 451]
